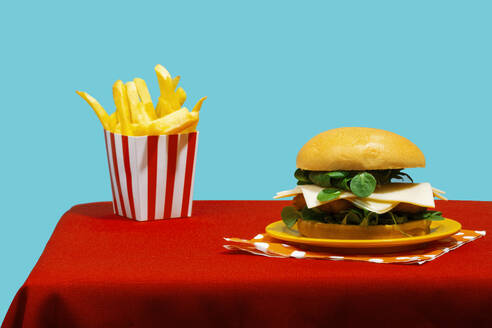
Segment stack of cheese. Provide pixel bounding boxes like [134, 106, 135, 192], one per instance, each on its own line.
[274, 183, 447, 214]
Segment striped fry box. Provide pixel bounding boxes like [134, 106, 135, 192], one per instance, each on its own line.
[103, 130, 199, 221]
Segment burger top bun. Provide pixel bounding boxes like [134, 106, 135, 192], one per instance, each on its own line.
[296, 127, 425, 171]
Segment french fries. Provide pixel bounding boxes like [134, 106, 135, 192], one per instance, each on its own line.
[182, 96, 207, 133]
[112, 80, 133, 135]
[155, 64, 187, 117]
[146, 107, 198, 135]
[134, 78, 157, 121]
[77, 65, 205, 136]
[126, 81, 151, 124]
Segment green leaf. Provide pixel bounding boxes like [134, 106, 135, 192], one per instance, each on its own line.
[300, 207, 325, 221]
[394, 171, 414, 183]
[317, 188, 342, 202]
[331, 178, 343, 189]
[326, 171, 349, 179]
[344, 209, 363, 225]
[349, 172, 377, 197]
[294, 169, 310, 183]
[309, 172, 332, 187]
[422, 210, 445, 221]
[365, 210, 379, 226]
[366, 169, 414, 185]
[389, 212, 412, 237]
[281, 206, 301, 228]
[337, 177, 352, 190]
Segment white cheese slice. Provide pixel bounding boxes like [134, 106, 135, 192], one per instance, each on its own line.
[297, 184, 355, 208]
[274, 183, 436, 212]
[368, 183, 435, 208]
[350, 198, 398, 214]
[298, 184, 398, 213]
[274, 186, 302, 199]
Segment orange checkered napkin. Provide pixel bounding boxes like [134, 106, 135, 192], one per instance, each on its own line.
[224, 230, 486, 264]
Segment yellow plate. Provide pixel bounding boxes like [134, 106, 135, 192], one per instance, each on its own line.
[265, 219, 461, 249]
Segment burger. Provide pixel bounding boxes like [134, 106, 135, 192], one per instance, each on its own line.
[275, 127, 447, 240]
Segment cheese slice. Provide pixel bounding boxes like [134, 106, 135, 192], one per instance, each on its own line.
[350, 198, 398, 214]
[274, 186, 302, 199]
[296, 184, 355, 208]
[365, 183, 435, 207]
[274, 183, 437, 214]
[297, 185, 401, 213]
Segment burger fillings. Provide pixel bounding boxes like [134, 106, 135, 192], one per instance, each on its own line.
[275, 127, 447, 239]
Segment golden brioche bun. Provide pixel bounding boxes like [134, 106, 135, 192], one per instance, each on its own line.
[297, 218, 431, 240]
[296, 127, 425, 171]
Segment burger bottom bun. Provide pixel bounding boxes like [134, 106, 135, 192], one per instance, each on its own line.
[297, 218, 431, 240]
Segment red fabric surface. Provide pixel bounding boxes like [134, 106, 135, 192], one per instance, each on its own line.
[2, 200, 492, 328]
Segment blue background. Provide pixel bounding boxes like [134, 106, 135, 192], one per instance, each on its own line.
[1, 0, 491, 321]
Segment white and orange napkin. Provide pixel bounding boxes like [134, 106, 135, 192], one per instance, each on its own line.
[224, 229, 485, 264]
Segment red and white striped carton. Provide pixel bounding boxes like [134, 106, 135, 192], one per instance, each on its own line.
[103, 130, 199, 221]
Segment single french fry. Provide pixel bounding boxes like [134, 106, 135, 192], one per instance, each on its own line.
[433, 192, 448, 201]
[155, 64, 172, 94]
[180, 112, 200, 134]
[155, 65, 173, 116]
[181, 123, 197, 133]
[432, 187, 446, 194]
[164, 110, 199, 134]
[136, 102, 150, 123]
[155, 65, 187, 117]
[133, 78, 150, 103]
[155, 64, 171, 77]
[155, 97, 175, 117]
[129, 122, 150, 136]
[114, 122, 122, 134]
[134, 78, 157, 120]
[113, 80, 133, 135]
[181, 97, 206, 133]
[192, 96, 207, 112]
[108, 112, 118, 132]
[155, 88, 187, 117]
[149, 107, 189, 132]
[176, 87, 187, 108]
[125, 81, 150, 124]
[125, 81, 140, 111]
[144, 107, 196, 135]
[172, 76, 180, 90]
[76, 91, 111, 130]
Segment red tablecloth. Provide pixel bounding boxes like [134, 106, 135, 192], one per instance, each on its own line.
[2, 200, 491, 328]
